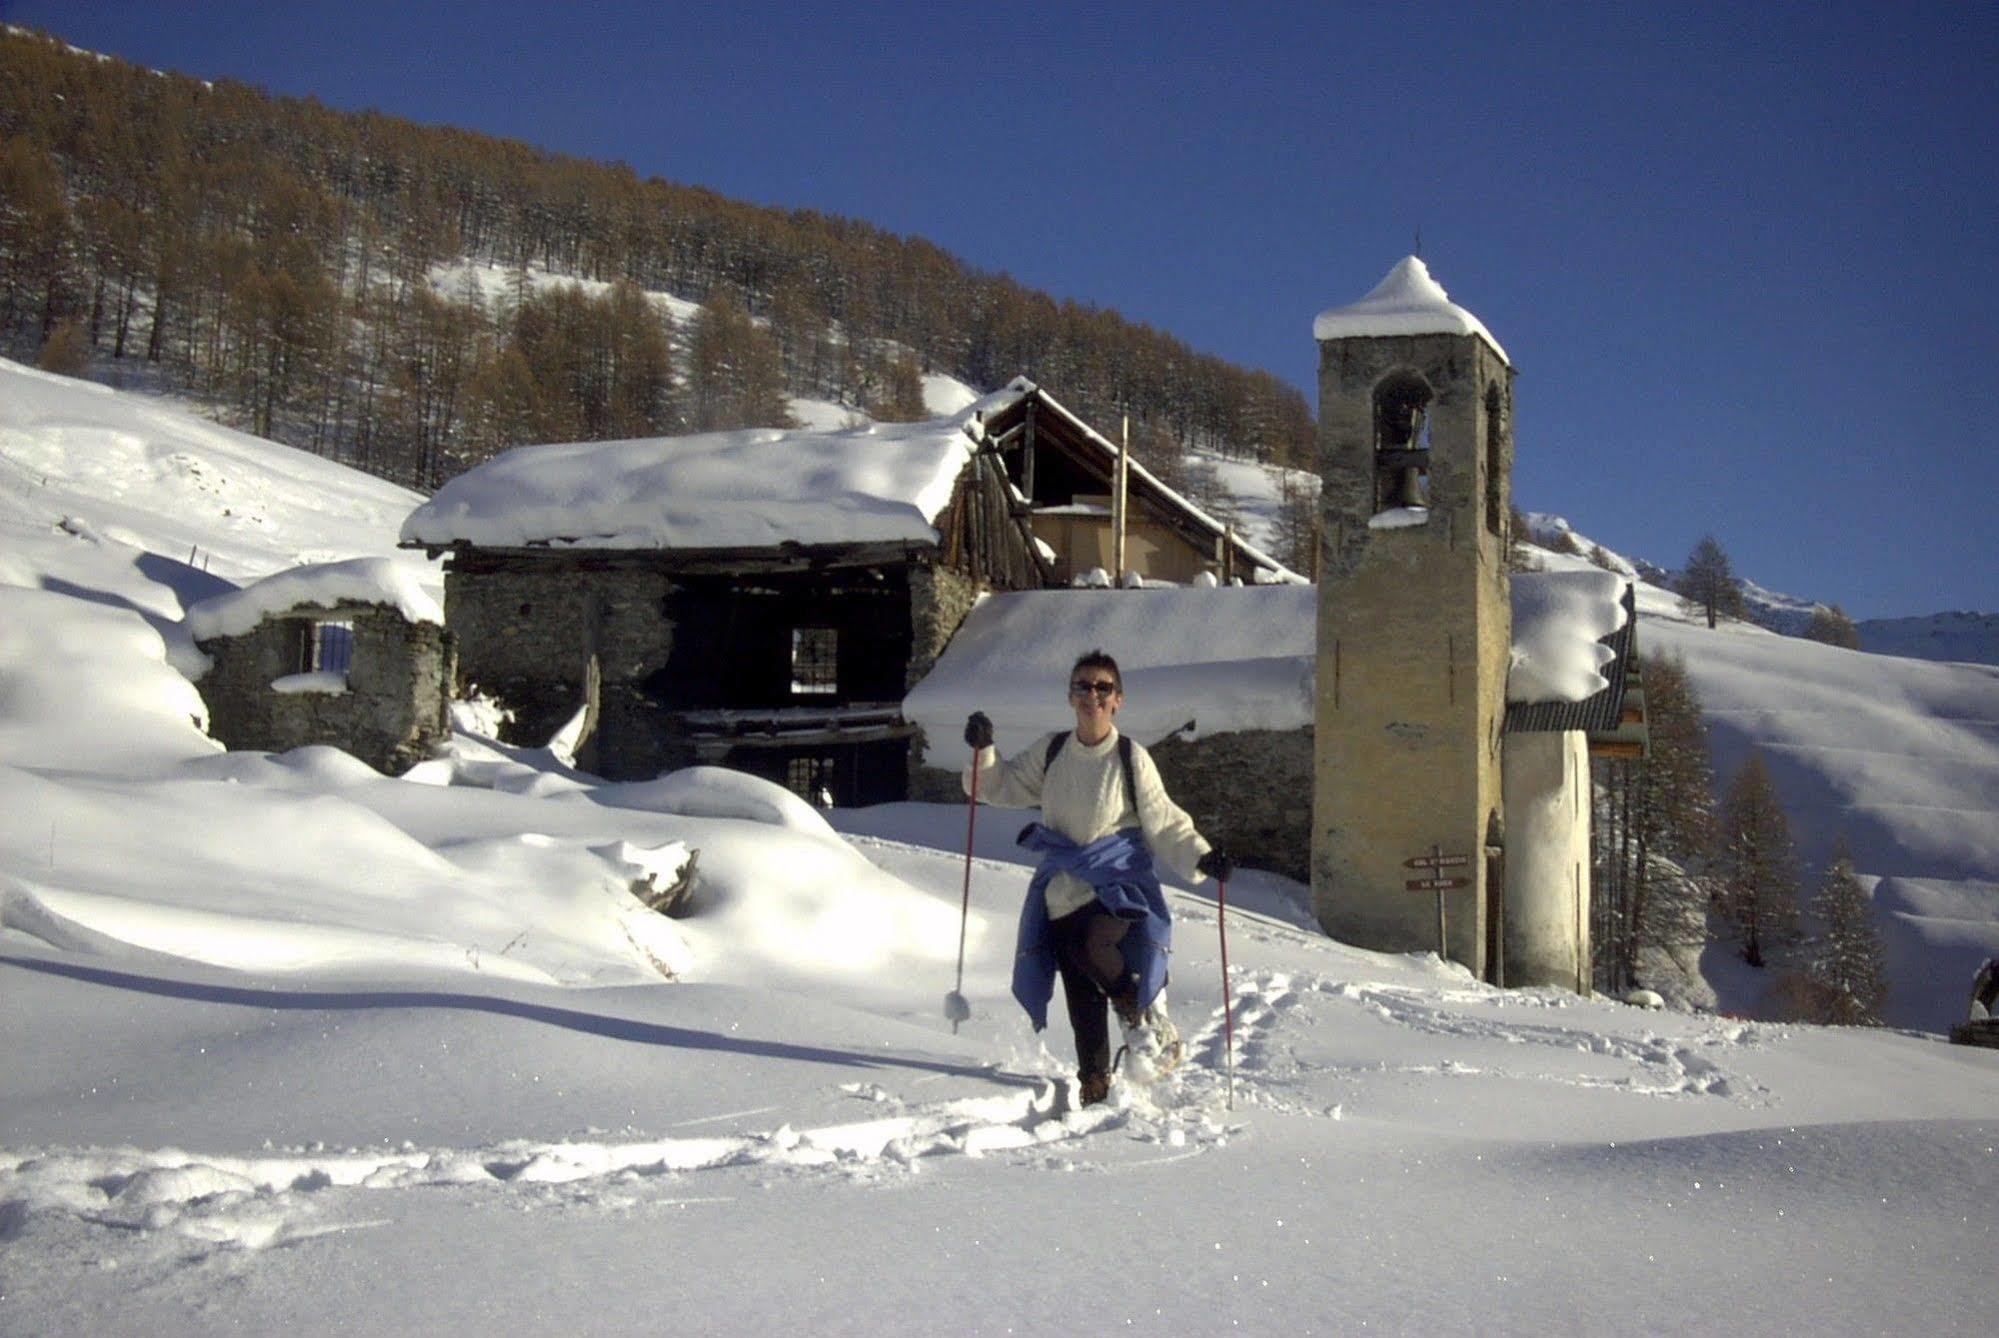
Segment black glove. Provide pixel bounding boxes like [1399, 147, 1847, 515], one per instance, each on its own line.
[1197, 848, 1235, 882]
[963, 711, 994, 750]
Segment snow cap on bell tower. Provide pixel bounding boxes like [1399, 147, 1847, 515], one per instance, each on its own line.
[1313, 256, 1509, 366]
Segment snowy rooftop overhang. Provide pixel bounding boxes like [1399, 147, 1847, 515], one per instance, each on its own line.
[399, 394, 1021, 552]
[902, 585, 1318, 768]
[1506, 572, 1638, 738]
[904, 573, 1634, 767]
[184, 556, 443, 642]
[1312, 256, 1510, 366]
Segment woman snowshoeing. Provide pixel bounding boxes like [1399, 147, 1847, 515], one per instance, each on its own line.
[962, 649, 1232, 1106]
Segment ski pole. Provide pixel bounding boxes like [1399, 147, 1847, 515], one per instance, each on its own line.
[1218, 874, 1235, 1110]
[944, 752, 979, 1032]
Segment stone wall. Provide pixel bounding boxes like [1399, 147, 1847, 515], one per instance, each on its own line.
[912, 726, 1313, 882]
[194, 602, 455, 774]
[1150, 728, 1313, 883]
[445, 562, 677, 756]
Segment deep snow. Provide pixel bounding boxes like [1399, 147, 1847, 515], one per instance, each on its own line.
[2, 361, 1996, 1336]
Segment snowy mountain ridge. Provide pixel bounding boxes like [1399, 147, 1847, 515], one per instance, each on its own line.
[1522, 510, 1998, 666]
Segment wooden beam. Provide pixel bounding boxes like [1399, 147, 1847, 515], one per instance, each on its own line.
[1023, 400, 1037, 501]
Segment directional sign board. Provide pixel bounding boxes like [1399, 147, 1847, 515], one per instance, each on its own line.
[1405, 853, 1470, 870]
[1406, 876, 1471, 892]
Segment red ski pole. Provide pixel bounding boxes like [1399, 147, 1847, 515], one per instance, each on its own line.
[1217, 874, 1235, 1110]
[944, 755, 979, 1032]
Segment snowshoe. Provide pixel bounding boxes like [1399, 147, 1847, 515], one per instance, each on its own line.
[1114, 1000, 1183, 1085]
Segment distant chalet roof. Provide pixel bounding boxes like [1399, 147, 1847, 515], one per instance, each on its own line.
[1312, 256, 1510, 366]
[972, 378, 1300, 584]
[400, 393, 1011, 554]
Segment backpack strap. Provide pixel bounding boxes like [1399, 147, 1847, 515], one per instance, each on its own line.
[1043, 729, 1139, 811]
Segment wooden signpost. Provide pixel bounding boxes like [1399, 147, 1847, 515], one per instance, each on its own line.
[1405, 845, 1470, 959]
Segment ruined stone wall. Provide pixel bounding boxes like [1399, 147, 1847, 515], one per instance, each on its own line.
[194, 603, 455, 775]
[451, 555, 937, 787]
[912, 727, 1312, 882]
[445, 561, 678, 760]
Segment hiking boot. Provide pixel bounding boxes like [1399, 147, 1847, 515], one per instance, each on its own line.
[1078, 1072, 1111, 1107]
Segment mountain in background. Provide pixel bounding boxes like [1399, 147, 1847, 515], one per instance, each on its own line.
[1523, 512, 1997, 669]
[0, 25, 1313, 531]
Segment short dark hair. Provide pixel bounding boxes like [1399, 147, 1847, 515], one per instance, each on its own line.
[1070, 649, 1122, 693]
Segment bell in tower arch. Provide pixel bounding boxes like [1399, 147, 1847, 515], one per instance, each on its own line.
[1372, 372, 1433, 512]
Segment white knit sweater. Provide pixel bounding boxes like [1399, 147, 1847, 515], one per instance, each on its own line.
[965, 727, 1212, 919]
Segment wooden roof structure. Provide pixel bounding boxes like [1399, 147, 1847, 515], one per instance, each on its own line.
[968, 379, 1297, 584]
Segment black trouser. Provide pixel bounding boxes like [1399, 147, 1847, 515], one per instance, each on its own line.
[1048, 902, 1139, 1081]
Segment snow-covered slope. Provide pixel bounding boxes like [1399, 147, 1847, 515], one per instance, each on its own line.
[4, 363, 1997, 1335]
[1523, 535, 1999, 1030]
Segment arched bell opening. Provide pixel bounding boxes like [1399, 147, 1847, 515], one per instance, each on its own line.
[1371, 371, 1433, 514]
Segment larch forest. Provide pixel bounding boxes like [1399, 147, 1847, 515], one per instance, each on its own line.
[0, 26, 1316, 571]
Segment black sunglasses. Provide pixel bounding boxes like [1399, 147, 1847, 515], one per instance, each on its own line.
[1069, 679, 1118, 699]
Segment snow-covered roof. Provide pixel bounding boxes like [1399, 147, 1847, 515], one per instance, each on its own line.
[1508, 569, 1631, 705]
[185, 557, 443, 641]
[1312, 256, 1510, 366]
[905, 572, 1633, 766]
[400, 394, 1017, 552]
[902, 586, 1317, 767]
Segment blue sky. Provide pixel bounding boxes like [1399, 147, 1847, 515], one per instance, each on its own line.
[14, 1, 1997, 617]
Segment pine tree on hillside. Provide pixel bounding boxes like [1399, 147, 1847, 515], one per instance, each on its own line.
[34, 314, 88, 374]
[0, 133, 73, 338]
[1591, 652, 1717, 993]
[1676, 535, 1746, 629]
[1803, 604, 1861, 650]
[1715, 749, 1800, 968]
[1800, 849, 1888, 1025]
[1505, 504, 1538, 572]
[866, 351, 928, 423]
[687, 291, 792, 432]
[1274, 468, 1320, 578]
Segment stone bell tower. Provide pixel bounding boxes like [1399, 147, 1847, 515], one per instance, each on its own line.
[1312, 257, 1514, 978]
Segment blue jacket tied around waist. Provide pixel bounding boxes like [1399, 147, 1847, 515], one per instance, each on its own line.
[1011, 823, 1172, 1031]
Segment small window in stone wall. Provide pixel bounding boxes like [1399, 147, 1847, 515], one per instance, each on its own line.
[791, 627, 837, 695]
[296, 620, 355, 674]
[786, 755, 836, 807]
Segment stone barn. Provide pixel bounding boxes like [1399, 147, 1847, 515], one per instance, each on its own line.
[184, 557, 454, 775]
[400, 383, 1290, 807]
